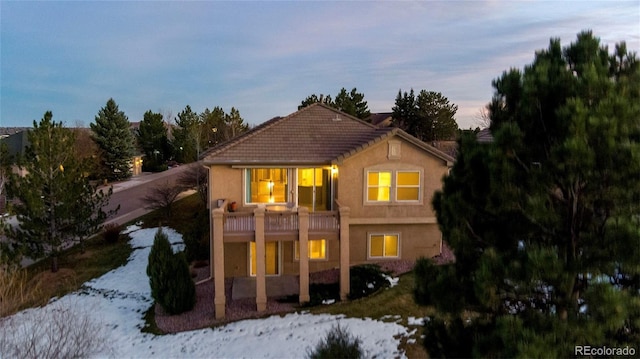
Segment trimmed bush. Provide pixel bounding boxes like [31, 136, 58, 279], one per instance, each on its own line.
[102, 224, 121, 244]
[307, 323, 363, 359]
[147, 228, 195, 315]
[163, 252, 196, 314]
[348, 264, 388, 300]
[147, 228, 174, 306]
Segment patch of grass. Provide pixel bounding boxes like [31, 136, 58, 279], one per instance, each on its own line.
[22, 232, 133, 312]
[141, 305, 163, 335]
[136, 193, 205, 235]
[309, 272, 435, 358]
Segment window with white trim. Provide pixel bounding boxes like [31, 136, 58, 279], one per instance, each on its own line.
[396, 171, 420, 201]
[294, 239, 327, 260]
[367, 171, 391, 202]
[368, 233, 399, 258]
[366, 170, 421, 203]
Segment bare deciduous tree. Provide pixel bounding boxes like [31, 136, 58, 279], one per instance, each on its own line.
[177, 163, 208, 205]
[0, 298, 113, 358]
[141, 181, 183, 219]
[473, 106, 491, 129]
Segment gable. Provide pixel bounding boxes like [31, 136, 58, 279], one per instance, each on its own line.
[339, 132, 453, 170]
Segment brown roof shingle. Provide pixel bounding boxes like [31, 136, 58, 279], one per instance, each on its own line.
[201, 103, 454, 166]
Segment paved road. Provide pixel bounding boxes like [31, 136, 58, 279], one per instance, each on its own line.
[1, 164, 198, 267]
[102, 164, 196, 226]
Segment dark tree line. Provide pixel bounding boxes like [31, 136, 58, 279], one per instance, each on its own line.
[418, 30, 639, 357]
[299, 87, 460, 142]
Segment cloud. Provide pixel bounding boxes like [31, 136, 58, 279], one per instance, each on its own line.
[1, 1, 638, 129]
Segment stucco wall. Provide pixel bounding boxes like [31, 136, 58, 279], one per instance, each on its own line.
[336, 135, 449, 220]
[224, 242, 248, 277]
[209, 165, 244, 208]
[348, 223, 442, 264]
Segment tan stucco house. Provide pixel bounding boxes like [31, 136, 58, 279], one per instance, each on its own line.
[201, 103, 454, 319]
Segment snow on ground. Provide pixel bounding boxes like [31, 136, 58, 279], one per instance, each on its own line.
[2, 226, 410, 358]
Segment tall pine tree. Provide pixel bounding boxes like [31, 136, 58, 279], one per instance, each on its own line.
[172, 105, 202, 163]
[392, 89, 459, 142]
[1, 112, 116, 271]
[91, 98, 135, 181]
[421, 31, 640, 357]
[137, 110, 170, 172]
[298, 87, 370, 120]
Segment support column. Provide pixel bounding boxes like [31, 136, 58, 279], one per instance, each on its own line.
[212, 208, 226, 319]
[298, 207, 310, 303]
[254, 207, 267, 312]
[339, 206, 350, 301]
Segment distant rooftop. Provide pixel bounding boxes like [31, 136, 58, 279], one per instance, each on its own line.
[0, 127, 31, 137]
[476, 128, 494, 143]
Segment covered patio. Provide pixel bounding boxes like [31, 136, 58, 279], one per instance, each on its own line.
[210, 200, 351, 319]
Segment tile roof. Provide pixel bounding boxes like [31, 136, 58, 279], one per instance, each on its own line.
[476, 128, 494, 143]
[201, 103, 454, 166]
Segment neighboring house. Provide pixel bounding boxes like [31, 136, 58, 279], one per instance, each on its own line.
[0, 131, 30, 214]
[367, 112, 393, 128]
[201, 103, 454, 319]
[476, 127, 494, 143]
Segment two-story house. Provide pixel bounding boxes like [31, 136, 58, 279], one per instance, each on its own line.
[201, 103, 454, 319]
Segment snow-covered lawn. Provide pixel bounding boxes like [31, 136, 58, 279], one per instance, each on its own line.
[1, 226, 413, 358]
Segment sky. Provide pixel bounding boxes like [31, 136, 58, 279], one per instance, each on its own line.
[1, 225, 413, 358]
[1, 1, 639, 130]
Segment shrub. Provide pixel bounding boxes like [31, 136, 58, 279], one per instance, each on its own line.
[147, 228, 195, 315]
[182, 209, 210, 262]
[102, 224, 121, 244]
[413, 258, 464, 313]
[0, 299, 112, 358]
[163, 252, 196, 314]
[348, 264, 388, 300]
[147, 228, 174, 306]
[307, 323, 363, 359]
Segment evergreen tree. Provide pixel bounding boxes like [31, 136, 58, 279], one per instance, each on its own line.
[223, 107, 249, 140]
[147, 228, 174, 308]
[147, 228, 195, 315]
[163, 251, 196, 314]
[90, 98, 135, 181]
[422, 31, 640, 357]
[172, 105, 202, 163]
[1, 112, 115, 271]
[334, 87, 371, 120]
[392, 89, 459, 141]
[298, 87, 370, 120]
[201, 106, 226, 147]
[298, 94, 333, 110]
[137, 110, 170, 172]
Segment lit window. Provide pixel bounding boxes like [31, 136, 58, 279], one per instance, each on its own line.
[250, 241, 280, 276]
[396, 171, 420, 201]
[367, 171, 391, 202]
[246, 168, 288, 204]
[295, 239, 327, 260]
[369, 234, 399, 258]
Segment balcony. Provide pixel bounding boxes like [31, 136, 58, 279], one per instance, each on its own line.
[219, 204, 339, 242]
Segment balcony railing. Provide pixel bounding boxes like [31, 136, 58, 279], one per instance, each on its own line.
[309, 211, 339, 232]
[224, 212, 254, 233]
[265, 212, 299, 232]
[223, 209, 339, 235]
